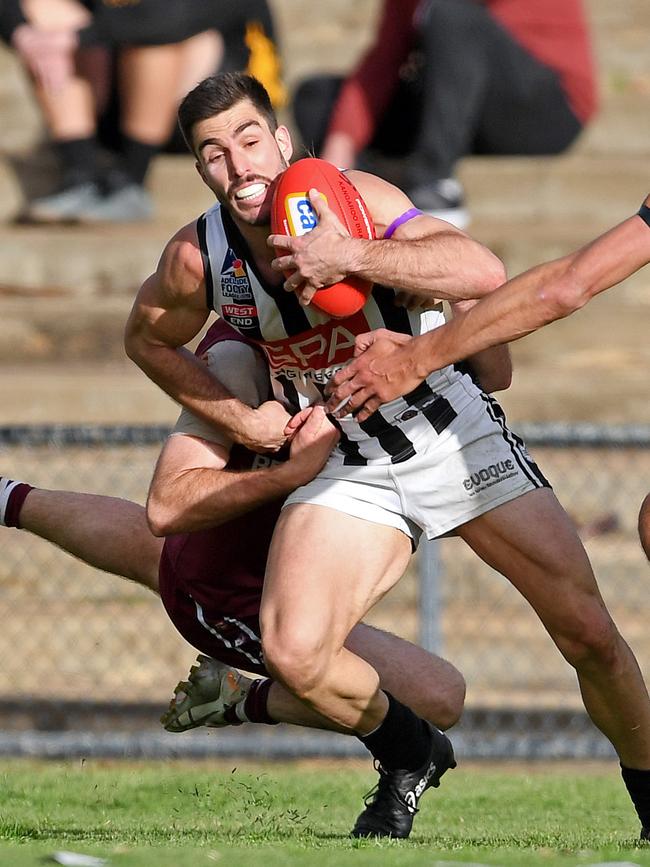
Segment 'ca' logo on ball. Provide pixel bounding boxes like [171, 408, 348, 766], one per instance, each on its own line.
[285, 193, 327, 236]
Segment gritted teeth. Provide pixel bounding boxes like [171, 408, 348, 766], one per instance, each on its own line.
[235, 182, 266, 200]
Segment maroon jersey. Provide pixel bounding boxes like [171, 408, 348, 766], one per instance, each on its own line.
[158, 319, 281, 674]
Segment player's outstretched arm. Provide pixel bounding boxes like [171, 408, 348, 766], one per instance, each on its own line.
[147, 407, 339, 536]
[124, 225, 288, 453]
[448, 299, 512, 394]
[326, 199, 650, 420]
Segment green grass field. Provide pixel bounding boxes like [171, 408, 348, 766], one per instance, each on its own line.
[2, 758, 650, 866]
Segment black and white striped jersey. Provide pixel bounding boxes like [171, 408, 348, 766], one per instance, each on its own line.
[197, 202, 483, 465]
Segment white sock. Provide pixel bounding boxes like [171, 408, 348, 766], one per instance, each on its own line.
[0, 478, 20, 526]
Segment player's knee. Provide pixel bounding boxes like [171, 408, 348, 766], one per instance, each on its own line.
[553, 609, 623, 673]
[414, 667, 466, 730]
[262, 630, 328, 699]
[436, 671, 466, 729]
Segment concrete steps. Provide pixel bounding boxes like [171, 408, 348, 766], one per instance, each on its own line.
[1, 150, 647, 367]
[0, 152, 646, 291]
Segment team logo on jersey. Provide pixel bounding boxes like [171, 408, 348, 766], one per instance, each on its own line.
[222, 302, 259, 330]
[220, 248, 254, 300]
[261, 310, 368, 382]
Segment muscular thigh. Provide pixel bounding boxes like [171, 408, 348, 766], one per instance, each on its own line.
[456, 488, 605, 629]
[261, 503, 412, 653]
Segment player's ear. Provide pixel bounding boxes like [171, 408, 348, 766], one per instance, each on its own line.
[275, 125, 293, 163]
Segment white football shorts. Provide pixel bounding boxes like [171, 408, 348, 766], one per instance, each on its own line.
[283, 392, 549, 547]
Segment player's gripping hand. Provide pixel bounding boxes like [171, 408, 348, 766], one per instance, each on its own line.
[325, 329, 423, 422]
[268, 189, 354, 307]
[239, 400, 292, 454]
[283, 405, 340, 484]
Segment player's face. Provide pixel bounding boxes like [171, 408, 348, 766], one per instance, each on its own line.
[193, 99, 292, 227]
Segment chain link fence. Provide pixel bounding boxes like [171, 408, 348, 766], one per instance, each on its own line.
[1, 423, 649, 758]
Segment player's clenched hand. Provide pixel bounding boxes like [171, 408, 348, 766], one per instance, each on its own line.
[286, 405, 339, 484]
[283, 406, 312, 440]
[353, 328, 412, 356]
[238, 400, 292, 454]
[325, 330, 423, 422]
[268, 188, 353, 307]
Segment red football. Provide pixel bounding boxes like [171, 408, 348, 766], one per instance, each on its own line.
[270, 157, 375, 318]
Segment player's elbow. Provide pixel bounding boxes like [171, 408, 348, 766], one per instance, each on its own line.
[475, 254, 507, 297]
[539, 270, 592, 321]
[123, 316, 147, 366]
[146, 489, 178, 537]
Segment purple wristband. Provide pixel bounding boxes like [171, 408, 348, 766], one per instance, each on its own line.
[383, 207, 423, 239]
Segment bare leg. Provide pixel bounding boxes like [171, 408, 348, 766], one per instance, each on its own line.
[19, 487, 463, 734]
[23, 0, 97, 139]
[347, 622, 465, 730]
[23, 0, 89, 29]
[19, 488, 162, 591]
[261, 503, 413, 734]
[265, 621, 465, 731]
[639, 494, 650, 561]
[118, 44, 186, 145]
[176, 30, 224, 99]
[458, 488, 650, 769]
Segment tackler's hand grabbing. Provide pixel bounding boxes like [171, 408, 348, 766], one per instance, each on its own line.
[325, 329, 419, 421]
[283, 404, 340, 485]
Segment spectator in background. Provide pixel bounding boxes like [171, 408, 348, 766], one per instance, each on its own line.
[0, 0, 283, 223]
[101, 1, 286, 156]
[293, 0, 597, 228]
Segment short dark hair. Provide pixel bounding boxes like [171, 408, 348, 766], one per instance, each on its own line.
[178, 72, 278, 155]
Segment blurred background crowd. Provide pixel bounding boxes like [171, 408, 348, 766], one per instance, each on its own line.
[1, 0, 597, 227]
[1, 0, 285, 222]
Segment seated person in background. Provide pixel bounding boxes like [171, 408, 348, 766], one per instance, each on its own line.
[0, 0, 283, 223]
[104, 0, 286, 155]
[293, 0, 597, 228]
